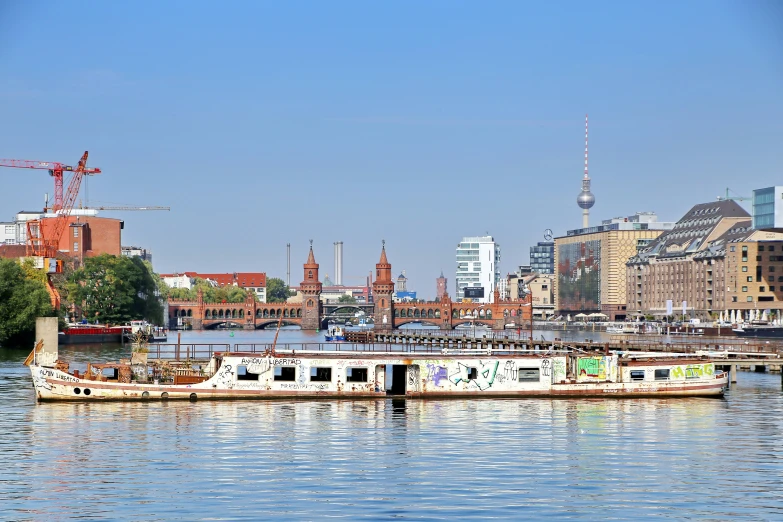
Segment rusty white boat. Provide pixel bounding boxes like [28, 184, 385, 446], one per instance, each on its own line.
[25, 340, 728, 401]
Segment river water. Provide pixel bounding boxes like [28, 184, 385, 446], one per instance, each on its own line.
[1, 329, 782, 520]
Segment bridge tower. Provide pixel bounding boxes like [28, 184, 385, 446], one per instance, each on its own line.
[300, 241, 323, 330]
[373, 241, 395, 332]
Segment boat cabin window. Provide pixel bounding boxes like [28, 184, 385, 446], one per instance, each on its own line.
[311, 367, 332, 382]
[467, 367, 478, 380]
[517, 368, 540, 382]
[346, 367, 368, 382]
[630, 370, 646, 381]
[237, 366, 259, 381]
[102, 368, 118, 380]
[274, 366, 296, 381]
[654, 369, 670, 380]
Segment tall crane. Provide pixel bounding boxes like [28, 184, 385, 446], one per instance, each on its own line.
[717, 188, 750, 202]
[25, 152, 98, 309]
[0, 156, 101, 211]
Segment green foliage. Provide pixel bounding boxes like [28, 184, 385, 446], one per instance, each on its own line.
[337, 294, 357, 304]
[67, 254, 163, 325]
[0, 259, 54, 346]
[266, 277, 292, 303]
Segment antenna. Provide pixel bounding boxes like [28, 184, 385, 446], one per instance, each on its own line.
[286, 243, 291, 286]
[584, 113, 589, 180]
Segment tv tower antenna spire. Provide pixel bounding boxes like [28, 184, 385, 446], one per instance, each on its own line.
[576, 113, 595, 228]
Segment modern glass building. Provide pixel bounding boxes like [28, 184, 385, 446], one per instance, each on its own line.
[455, 235, 501, 303]
[753, 186, 783, 230]
[530, 242, 554, 274]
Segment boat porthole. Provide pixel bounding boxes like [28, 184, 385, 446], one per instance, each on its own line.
[141, 391, 150, 399]
[74, 387, 81, 395]
[189, 393, 197, 402]
[83, 388, 91, 396]
[161, 392, 169, 400]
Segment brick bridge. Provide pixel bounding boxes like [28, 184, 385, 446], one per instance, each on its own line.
[167, 243, 531, 331]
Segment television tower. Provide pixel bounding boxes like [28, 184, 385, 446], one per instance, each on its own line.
[576, 114, 595, 228]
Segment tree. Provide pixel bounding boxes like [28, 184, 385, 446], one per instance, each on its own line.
[267, 277, 292, 303]
[337, 294, 357, 304]
[0, 259, 54, 347]
[67, 254, 163, 325]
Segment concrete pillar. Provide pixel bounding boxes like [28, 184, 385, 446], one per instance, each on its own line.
[35, 317, 59, 365]
[730, 364, 737, 384]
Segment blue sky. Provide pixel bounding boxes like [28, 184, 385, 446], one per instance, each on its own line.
[1, 1, 781, 298]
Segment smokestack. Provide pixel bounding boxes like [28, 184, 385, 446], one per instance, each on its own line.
[336, 241, 343, 285]
[286, 243, 290, 286]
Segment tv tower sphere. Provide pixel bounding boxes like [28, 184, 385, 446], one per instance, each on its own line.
[577, 189, 595, 209]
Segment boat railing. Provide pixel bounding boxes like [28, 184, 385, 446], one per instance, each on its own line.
[144, 343, 231, 361]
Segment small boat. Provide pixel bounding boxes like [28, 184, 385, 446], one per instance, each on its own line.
[605, 326, 624, 334]
[733, 326, 783, 339]
[324, 326, 346, 342]
[26, 342, 728, 401]
[124, 320, 168, 343]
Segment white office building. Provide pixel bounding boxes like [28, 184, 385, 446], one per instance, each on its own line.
[455, 235, 501, 303]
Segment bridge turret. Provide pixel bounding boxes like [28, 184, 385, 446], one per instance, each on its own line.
[300, 240, 322, 330]
[373, 241, 395, 332]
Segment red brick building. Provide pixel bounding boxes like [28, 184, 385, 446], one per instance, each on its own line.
[42, 216, 122, 261]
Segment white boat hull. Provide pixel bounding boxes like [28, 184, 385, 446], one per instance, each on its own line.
[30, 352, 729, 401]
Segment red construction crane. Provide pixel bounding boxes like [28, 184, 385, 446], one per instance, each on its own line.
[24, 151, 98, 309]
[0, 156, 101, 211]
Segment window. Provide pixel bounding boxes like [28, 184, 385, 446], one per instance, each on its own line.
[732, 296, 738, 302]
[730, 246, 736, 252]
[759, 245, 765, 252]
[779, 277, 783, 282]
[310, 367, 332, 382]
[770, 286, 776, 292]
[771, 246, 776, 252]
[747, 276, 753, 282]
[467, 367, 478, 380]
[760, 287, 766, 292]
[630, 370, 645, 381]
[274, 366, 296, 381]
[742, 266, 748, 272]
[73, 228, 79, 237]
[346, 367, 368, 382]
[747, 296, 753, 302]
[517, 368, 540, 382]
[237, 366, 258, 381]
[73, 242, 79, 252]
[756, 256, 762, 262]
[770, 266, 776, 273]
[742, 286, 748, 292]
[742, 256, 748, 262]
[654, 369, 670, 380]
[742, 246, 748, 252]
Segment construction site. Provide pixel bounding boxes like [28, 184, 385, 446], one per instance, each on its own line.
[0, 152, 168, 308]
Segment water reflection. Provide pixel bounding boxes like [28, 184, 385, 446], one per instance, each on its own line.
[2, 343, 783, 519]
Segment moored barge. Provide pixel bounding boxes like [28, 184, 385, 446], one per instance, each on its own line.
[27, 344, 728, 401]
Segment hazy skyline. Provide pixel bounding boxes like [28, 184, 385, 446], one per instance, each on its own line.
[1, 1, 781, 299]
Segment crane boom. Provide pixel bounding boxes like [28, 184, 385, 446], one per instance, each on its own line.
[90, 205, 170, 211]
[0, 156, 101, 210]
